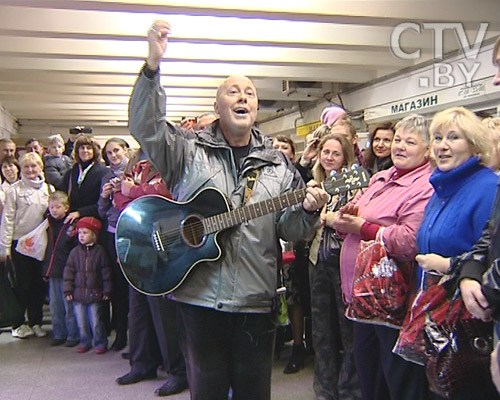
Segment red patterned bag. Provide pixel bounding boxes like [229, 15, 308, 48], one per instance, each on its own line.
[345, 229, 414, 328]
[393, 274, 494, 398]
[393, 272, 445, 365]
[424, 288, 493, 398]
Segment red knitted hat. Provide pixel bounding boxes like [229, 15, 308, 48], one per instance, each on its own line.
[76, 217, 102, 236]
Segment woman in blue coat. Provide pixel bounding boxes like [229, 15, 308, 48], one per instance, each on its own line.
[415, 107, 498, 399]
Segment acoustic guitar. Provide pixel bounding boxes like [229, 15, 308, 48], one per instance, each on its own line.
[115, 166, 369, 295]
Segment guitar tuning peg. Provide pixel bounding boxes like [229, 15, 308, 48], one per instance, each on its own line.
[341, 167, 348, 173]
[351, 164, 359, 170]
[330, 170, 337, 177]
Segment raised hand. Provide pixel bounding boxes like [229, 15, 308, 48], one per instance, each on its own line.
[301, 137, 319, 165]
[147, 20, 172, 70]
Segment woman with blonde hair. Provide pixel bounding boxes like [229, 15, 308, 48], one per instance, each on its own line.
[0, 152, 54, 339]
[308, 133, 360, 399]
[415, 106, 498, 399]
[482, 117, 500, 172]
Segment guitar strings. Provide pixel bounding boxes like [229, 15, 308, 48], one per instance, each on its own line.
[152, 171, 369, 246]
[155, 192, 303, 244]
[157, 220, 205, 243]
[155, 187, 312, 244]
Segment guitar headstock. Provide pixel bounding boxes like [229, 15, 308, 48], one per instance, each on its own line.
[322, 165, 370, 196]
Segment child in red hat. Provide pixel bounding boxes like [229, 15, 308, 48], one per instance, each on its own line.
[63, 216, 112, 354]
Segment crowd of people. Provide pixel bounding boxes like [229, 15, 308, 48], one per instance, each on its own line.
[1, 20, 500, 400]
[0, 131, 199, 396]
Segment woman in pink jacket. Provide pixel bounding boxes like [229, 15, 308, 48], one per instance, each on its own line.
[334, 114, 434, 400]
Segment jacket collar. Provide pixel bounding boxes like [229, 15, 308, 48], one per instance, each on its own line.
[196, 120, 284, 167]
[430, 156, 482, 198]
[375, 161, 432, 187]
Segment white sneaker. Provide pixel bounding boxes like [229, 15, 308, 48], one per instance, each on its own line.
[22, 324, 34, 337]
[11, 325, 30, 339]
[32, 324, 47, 338]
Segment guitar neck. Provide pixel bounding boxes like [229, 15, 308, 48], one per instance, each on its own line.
[203, 187, 307, 234]
[201, 166, 369, 235]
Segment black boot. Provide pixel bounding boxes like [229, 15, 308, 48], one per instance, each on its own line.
[111, 331, 127, 351]
[283, 343, 305, 374]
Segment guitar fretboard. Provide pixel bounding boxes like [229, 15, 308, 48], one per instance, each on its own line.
[202, 188, 307, 234]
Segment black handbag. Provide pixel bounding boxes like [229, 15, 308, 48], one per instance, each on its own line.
[0, 259, 24, 328]
[318, 227, 341, 264]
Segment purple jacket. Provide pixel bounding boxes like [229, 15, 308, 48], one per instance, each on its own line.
[340, 162, 434, 303]
[63, 243, 112, 304]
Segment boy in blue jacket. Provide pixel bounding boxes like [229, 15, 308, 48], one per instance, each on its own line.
[43, 191, 78, 346]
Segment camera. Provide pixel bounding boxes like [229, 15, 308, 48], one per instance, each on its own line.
[69, 126, 92, 135]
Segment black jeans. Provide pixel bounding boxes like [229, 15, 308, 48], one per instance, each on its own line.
[176, 302, 275, 400]
[310, 259, 360, 400]
[353, 322, 429, 400]
[128, 287, 186, 378]
[11, 242, 45, 328]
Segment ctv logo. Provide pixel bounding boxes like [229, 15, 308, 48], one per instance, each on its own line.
[390, 23, 488, 88]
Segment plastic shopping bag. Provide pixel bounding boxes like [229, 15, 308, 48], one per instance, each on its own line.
[15, 219, 49, 261]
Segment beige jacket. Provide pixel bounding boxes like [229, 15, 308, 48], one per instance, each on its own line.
[0, 177, 52, 256]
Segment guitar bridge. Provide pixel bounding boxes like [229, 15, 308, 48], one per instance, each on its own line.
[152, 222, 168, 262]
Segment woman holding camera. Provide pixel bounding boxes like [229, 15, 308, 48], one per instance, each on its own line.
[98, 137, 130, 351]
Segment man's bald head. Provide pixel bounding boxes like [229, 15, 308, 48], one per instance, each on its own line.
[216, 75, 257, 100]
[213, 75, 259, 145]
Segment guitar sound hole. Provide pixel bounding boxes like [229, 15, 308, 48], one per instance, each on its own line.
[181, 214, 205, 247]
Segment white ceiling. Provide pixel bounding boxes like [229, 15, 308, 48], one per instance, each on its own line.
[0, 0, 499, 143]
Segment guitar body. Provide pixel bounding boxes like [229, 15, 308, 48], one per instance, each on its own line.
[115, 188, 230, 295]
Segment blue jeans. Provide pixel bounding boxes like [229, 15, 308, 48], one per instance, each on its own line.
[49, 278, 79, 341]
[177, 302, 275, 400]
[73, 302, 108, 349]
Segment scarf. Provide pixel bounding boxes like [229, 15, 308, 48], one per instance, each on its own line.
[21, 174, 45, 189]
[110, 157, 128, 178]
[77, 162, 95, 186]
